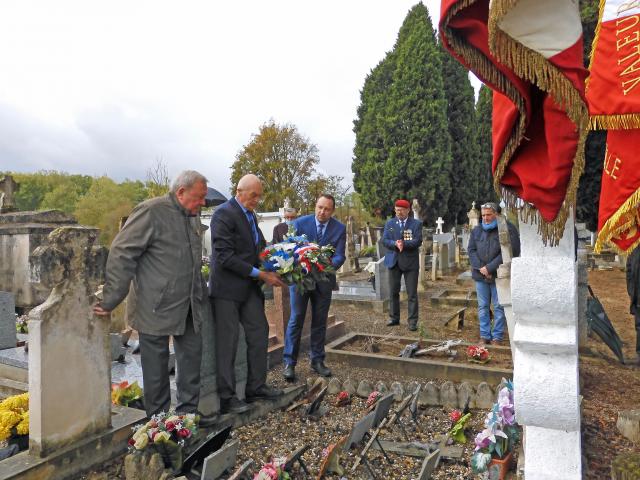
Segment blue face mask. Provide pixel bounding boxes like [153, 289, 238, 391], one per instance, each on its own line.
[285, 220, 294, 226]
[482, 219, 498, 231]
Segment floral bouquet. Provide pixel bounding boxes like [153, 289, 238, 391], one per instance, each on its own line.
[448, 409, 472, 444]
[366, 391, 382, 409]
[0, 393, 29, 449]
[254, 456, 290, 480]
[335, 391, 351, 407]
[15, 315, 28, 334]
[471, 380, 520, 475]
[260, 230, 335, 294]
[467, 345, 490, 364]
[111, 381, 143, 408]
[128, 411, 199, 472]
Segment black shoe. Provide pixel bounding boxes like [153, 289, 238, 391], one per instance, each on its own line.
[196, 412, 218, 428]
[283, 364, 296, 382]
[311, 361, 332, 377]
[408, 324, 418, 331]
[220, 397, 251, 414]
[386, 319, 400, 326]
[245, 385, 283, 403]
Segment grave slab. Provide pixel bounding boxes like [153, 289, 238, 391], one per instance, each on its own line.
[0, 292, 16, 350]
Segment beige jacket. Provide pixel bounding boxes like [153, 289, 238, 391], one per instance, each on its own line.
[101, 193, 208, 335]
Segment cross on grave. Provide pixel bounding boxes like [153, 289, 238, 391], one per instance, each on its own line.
[435, 217, 444, 234]
[283, 444, 311, 477]
[304, 385, 328, 419]
[198, 438, 239, 479]
[442, 308, 467, 331]
[418, 449, 441, 480]
[181, 426, 232, 474]
[344, 411, 376, 451]
[286, 379, 324, 412]
[227, 459, 254, 480]
[0, 175, 19, 213]
[316, 435, 347, 479]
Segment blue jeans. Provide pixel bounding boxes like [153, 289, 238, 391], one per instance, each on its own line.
[475, 281, 506, 341]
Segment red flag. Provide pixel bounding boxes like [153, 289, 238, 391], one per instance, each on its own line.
[440, 0, 588, 245]
[586, 1, 640, 253]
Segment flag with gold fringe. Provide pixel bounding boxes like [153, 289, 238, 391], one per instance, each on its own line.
[440, 0, 588, 246]
[587, 0, 640, 254]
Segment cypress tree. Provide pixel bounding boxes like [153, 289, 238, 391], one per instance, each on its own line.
[353, 2, 452, 223]
[475, 84, 497, 206]
[441, 42, 479, 225]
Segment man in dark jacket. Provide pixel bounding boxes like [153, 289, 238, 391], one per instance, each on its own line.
[272, 207, 297, 243]
[209, 174, 285, 414]
[625, 246, 640, 366]
[467, 202, 520, 344]
[94, 170, 210, 418]
[382, 199, 423, 331]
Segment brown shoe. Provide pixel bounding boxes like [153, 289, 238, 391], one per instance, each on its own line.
[491, 339, 502, 346]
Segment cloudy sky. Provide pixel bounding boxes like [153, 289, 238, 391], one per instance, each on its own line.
[0, 1, 445, 195]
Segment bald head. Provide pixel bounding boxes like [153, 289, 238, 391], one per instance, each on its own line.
[236, 174, 263, 211]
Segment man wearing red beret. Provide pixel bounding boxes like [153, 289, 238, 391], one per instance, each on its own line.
[381, 199, 423, 331]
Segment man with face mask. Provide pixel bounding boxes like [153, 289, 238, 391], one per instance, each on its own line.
[382, 199, 423, 331]
[272, 207, 298, 243]
[467, 202, 520, 345]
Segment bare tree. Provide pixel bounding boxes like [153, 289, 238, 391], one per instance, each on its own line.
[146, 157, 170, 198]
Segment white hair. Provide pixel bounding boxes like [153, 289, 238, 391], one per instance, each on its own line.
[170, 170, 208, 193]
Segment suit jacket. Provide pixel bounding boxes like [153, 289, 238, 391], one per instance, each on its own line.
[208, 198, 266, 302]
[293, 214, 346, 286]
[272, 222, 289, 244]
[467, 221, 520, 283]
[102, 193, 208, 336]
[382, 216, 423, 271]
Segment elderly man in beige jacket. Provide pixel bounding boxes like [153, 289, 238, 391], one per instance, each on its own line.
[94, 170, 211, 420]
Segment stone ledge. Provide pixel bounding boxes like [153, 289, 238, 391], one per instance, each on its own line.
[0, 405, 146, 480]
[0, 210, 77, 225]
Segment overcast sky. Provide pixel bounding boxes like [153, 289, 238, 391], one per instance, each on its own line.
[0, 1, 446, 195]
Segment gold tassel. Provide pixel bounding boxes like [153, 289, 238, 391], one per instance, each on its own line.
[594, 184, 640, 253]
[585, 0, 607, 92]
[589, 114, 640, 130]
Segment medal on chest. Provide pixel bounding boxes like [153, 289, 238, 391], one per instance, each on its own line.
[403, 229, 413, 241]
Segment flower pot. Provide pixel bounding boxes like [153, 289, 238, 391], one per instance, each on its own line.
[488, 451, 513, 480]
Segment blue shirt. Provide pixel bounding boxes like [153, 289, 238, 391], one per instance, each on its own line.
[315, 217, 328, 241]
[236, 197, 261, 279]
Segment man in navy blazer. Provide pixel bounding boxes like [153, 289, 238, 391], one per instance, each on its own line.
[209, 174, 286, 414]
[382, 199, 423, 331]
[282, 194, 346, 380]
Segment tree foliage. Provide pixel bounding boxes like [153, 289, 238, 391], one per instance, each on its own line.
[475, 85, 497, 206]
[352, 3, 452, 223]
[145, 157, 171, 199]
[441, 42, 479, 224]
[230, 120, 342, 212]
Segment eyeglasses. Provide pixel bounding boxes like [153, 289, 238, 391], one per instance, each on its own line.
[481, 203, 498, 211]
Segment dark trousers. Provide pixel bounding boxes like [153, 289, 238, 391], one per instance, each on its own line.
[635, 312, 640, 354]
[212, 288, 268, 400]
[138, 310, 202, 417]
[389, 267, 419, 326]
[283, 282, 333, 366]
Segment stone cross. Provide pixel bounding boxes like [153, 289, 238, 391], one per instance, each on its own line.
[435, 217, 444, 234]
[27, 226, 110, 456]
[340, 216, 355, 274]
[0, 175, 19, 213]
[284, 197, 291, 209]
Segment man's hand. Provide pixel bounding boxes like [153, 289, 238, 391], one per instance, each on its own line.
[93, 304, 111, 316]
[395, 239, 404, 252]
[259, 271, 287, 287]
[479, 266, 490, 277]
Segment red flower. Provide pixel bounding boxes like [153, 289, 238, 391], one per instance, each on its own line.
[316, 263, 325, 272]
[165, 421, 175, 431]
[178, 428, 191, 438]
[449, 409, 462, 423]
[260, 249, 269, 259]
[128, 438, 136, 446]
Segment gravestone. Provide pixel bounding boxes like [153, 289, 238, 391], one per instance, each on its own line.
[374, 258, 390, 301]
[420, 381, 440, 407]
[418, 449, 441, 480]
[467, 202, 480, 229]
[344, 411, 376, 450]
[412, 198, 423, 222]
[200, 439, 239, 480]
[28, 226, 110, 456]
[433, 232, 455, 269]
[339, 216, 357, 274]
[0, 291, 17, 350]
[0, 175, 19, 213]
[435, 217, 444, 235]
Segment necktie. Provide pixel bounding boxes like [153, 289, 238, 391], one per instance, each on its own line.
[317, 223, 325, 243]
[246, 211, 258, 245]
[400, 221, 405, 231]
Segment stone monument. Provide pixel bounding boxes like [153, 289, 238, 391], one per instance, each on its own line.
[412, 198, 422, 221]
[28, 226, 110, 456]
[0, 174, 19, 213]
[0, 291, 17, 350]
[467, 202, 480, 229]
[435, 217, 444, 235]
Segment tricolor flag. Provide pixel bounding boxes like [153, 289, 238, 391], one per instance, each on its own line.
[587, 0, 640, 253]
[440, 0, 588, 245]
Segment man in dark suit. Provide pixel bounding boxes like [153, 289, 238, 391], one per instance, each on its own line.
[282, 194, 346, 380]
[272, 207, 297, 243]
[382, 199, 423, 331]
[209, 174, 286, 414]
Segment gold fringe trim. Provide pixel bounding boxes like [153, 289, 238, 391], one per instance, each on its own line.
[594, 182, 640, 253]
[589, 113, 640, 130]
[585, 0, 607, 92]
[486, 0, 589, 245]
[441, 0, 527, 206]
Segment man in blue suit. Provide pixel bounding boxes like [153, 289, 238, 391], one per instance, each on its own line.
[282, 194, 346, 380]
[382, 199, 423, 331]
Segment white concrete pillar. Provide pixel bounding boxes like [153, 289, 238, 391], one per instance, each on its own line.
[511, 212, 581, 479]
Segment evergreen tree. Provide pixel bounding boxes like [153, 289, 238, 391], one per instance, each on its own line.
[441, 42, 479, 225]
[577, 0, 605, 231]
[352, 3, 452, 222]
[475, 85, 497, 206]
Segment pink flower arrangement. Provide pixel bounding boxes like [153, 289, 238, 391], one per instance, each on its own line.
[366, 391, 381, 408]
[467, 345, 490, 363]
[335, 391, 351, 407]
